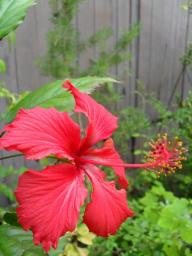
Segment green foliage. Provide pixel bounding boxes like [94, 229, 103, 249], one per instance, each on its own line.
[95, 83, 192, 199]
[39, 0, 79, 78]
[0, 165, 26, 202]
[0, 225, 45, 256]
[113, 107, 150, 158]
[0, 165, 26, 178]
[1, 1, 192, 253]
[0, 60, 18, 120]
[4, 76, 117, 123]
[49, 224, 95, 256]
[39, 0, 140, 78]
[93, 82, 121, 111]
[0, 0, 35, 40]
[0, 75, 114, 255]
[89, 183, 192, 256]
[85, 24, 140, 76]
[146, 89, 192, 158]
[86, 22, 139, 77]
[0, 59, 6, 73]
[181, 44, 192, 66]
[0, 183, 15, 202]
[3, 212, 20, 227]
[181, 1, 192, 10]
[0, 86, 17, 104]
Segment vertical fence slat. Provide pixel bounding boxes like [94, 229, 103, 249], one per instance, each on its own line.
[14, 7, 41, 92]
[183, 8, 192, 98]
[94, 0, 114, 68]
[33, 0, 51, 85]
[139, 0, 188, 112]
[77, 0, 95, 70]
[0, 38, 25, 169]
[117, 0, 131, 107]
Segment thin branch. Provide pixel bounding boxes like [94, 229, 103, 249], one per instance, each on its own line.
[0, 153, 23, 161]
[167, 66, 185, 108]
[0, 154, 64, 161]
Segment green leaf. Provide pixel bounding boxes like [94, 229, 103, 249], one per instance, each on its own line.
[163, 244, 180, 256]
[0, 225, 45, 256]
[77, 224, 95, 246]
[185, 248, 192, 256]
[0, 183, 15, 201]
[77, 224, 89, 236]
[5, 76, 117, 123]
[3, 212, 20, 227]
[0, 86, 17, 103]
[77, 235, 95, 246]
[158, 199, 189, 231]
[180, 223, 192, 243]
[181, 3, 189, 10]
[181, 1, 192, 10]
[0, 165, 26, 178]
[48, 236, 67, 256]
[63, 244, 79, 256]
[0, 59, 6, 73]
[0, 0, 35, 40]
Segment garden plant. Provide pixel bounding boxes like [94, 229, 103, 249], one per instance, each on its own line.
[0, 1, 192, 256]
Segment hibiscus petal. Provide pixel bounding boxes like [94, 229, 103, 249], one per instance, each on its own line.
[64, 80, 118, 148]
[80, 138, 128, 189]
[15, 164, 87, 252]
[0, 107, 81, 160]
[83, 164, 133, 237]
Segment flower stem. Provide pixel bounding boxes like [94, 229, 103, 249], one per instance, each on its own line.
[80, 158, 155, 169]
[118, 163, 155, 168]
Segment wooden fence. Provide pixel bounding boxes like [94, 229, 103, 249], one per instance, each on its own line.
[0, 0, 192, 168]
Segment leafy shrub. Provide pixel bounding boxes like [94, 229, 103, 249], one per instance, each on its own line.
[88, 183, 192, 256]
[39, 0, 140, 78]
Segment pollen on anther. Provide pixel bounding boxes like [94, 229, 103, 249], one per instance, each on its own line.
[145, 134, 186, 175]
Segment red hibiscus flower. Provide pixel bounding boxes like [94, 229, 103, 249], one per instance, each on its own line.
[0, 81, 185, 252]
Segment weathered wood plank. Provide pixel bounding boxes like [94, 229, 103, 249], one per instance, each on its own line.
[14, 6, 40, 92]
[94, 0, 114, 64]
[183, 7, 192, 98]
[76, 0, 95, 70]
[139, 0, 188, 111]
[0, 39, 25, 169]
[33, 0, 51, 85]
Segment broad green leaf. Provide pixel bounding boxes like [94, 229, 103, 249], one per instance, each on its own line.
[77, 224, 95, 246]
[163, 244, 180, 256]
[5, 76, 117, 123]
[63, 244, 79, 256]
[180, 222, 192, 243]
[0, 225, 45, 256]
[77, 224, 89, 236]
[158, 199, 189, 231]
[77, 235, 95, 246]
[0, 0, 35, 39]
